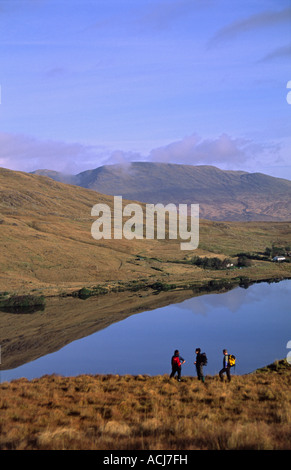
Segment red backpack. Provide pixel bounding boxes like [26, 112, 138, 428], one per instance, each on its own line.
[172, 356, 181, 367]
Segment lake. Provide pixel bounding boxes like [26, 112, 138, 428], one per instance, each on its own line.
[1, 279, 290, 382]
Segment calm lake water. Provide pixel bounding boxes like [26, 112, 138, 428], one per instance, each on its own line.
[1, 279, 290, 382]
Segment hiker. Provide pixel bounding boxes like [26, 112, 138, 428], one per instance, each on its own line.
[219, 349, 231, 382]
[170, 349, 185, 381]
[194, 348, 206, 383]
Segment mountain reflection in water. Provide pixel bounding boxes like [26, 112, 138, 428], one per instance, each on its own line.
[1, 280, 290, 382]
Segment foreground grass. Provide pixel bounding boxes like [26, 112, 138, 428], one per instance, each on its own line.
[0, 361, 290, 450]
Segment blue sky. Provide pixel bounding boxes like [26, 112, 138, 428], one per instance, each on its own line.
[0, 0, 290, 178]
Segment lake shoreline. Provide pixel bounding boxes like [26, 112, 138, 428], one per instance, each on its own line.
[1, 269, 291, 312]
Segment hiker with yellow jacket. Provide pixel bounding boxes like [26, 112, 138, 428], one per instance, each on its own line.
[219, 349, 235, 382]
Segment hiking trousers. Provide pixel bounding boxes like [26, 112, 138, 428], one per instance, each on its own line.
[196, 364, 205, 382]
[219, 366, 231, 382]
[170, 365, 181, 380]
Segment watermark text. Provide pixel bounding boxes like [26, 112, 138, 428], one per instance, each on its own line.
[91, 196, 199, 250]
[287, 80, 291, 104]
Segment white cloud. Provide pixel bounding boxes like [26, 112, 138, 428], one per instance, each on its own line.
[259, 44, 291, 63]
[148, 133, 280, 171]
[0, 132, 108, 174]
[209, 7, 291, 46]
[0, 130, 286, 178]
[149, 134, 200, 163]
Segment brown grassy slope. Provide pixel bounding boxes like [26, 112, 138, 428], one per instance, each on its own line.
[0, 360, 290, 450]
[1, 167, 291, 296]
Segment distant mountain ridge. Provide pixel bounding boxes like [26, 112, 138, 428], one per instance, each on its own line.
[31, 163, 291, 222]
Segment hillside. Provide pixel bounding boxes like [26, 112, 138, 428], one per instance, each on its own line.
[0, 360, 290, 450]
[1, 166, 291, 297]
[1, 167, 291, 378]
[32, 163, 291, 222]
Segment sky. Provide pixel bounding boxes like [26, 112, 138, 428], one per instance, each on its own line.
[0, 0, 291, 179]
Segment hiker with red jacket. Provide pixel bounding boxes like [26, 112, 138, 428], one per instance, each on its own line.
[170, 349, 185, 382]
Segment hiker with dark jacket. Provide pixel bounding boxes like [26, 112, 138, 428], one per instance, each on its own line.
[219, 349, 231, 382]
[170, 349, 185, 381]
[194, 348, 205, 383]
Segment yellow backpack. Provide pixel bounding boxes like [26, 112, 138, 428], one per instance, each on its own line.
[228, 354, 236, 367]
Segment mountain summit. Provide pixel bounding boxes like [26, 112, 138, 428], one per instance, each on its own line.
[32, 163, 291, 222]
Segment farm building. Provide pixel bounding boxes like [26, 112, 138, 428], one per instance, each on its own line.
[273, 256, 286, 262]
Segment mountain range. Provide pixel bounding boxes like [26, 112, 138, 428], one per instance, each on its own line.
[1, 166, 291, 296]
[31, 163, 291, 222]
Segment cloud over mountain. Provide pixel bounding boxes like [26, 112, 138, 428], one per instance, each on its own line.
[0, 131, 283, 177]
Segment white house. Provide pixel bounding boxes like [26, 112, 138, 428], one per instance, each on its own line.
[273, 256, 286, 262]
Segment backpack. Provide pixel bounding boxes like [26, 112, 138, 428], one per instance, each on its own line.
[228, 354, 236, 367]
[172, 356, 181, 367]
[200, 352, 208, 366]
